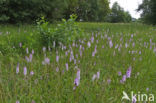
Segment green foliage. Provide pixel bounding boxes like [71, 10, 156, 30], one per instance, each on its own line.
[0, 23, 156, 102]
[37, 15, 84, 47]
[0, 25, 41, 55]
[106, 2, 132, 23]
[137, 0, 156, 25]
[0, 0, 67, 23]
[75, 0, 110, 22]
[0, 0, 110, 23]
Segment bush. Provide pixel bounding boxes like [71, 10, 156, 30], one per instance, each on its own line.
[37, 15, 84, 48]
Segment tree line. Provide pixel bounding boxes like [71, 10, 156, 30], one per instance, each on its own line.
[137, 0, 156, 25]
[0, 0, 155, 24]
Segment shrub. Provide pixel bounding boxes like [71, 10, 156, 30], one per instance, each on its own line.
[37, 14, 84, 48]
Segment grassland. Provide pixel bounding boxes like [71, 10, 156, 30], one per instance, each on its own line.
[0, 23, 156, 103]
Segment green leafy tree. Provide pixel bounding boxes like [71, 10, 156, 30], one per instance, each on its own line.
[0, 0, 67, 23]
[77, 0, 110, 22]
[137, 0, 156, 24]
[0, 0, 110, 23]
[107, 2, 132, 23]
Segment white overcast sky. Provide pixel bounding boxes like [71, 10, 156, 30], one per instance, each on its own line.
[109, 0, 142, 18]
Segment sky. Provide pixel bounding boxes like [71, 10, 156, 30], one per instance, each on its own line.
[109, 0, 142, 19]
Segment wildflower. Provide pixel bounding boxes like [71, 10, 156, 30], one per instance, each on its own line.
[97, 71, 100, 79]
[32, 49, 34, 54]
[30, 71, 34, 76]
[92, 71, 100, 81]
[115, 44, 118, 49]
[19, 42, 22, 47]
[72, 42, 75, 47]
[146, 88, 149, 92]
[94, 45, 97, 53]
[62, 70, 65, 74]
[125, 43, 128, 48]
[29, 54, 33, 62]
[122, 75, 126, 82]
[94, 62, 96, 66]
[42, 57, 50, 65]
[63, 46, 66, 50]
[79, 45, 82, 49]
[65, 51, 68, 56]
[132, 42, 135, 47]
[118, 71, 122, 76]
[56, 67, 59, 72]
[42, 47, 46, 52]
[74, 69, 80, 87]
[107, 79, 111, 84]
[16, 100, 20, 103]
[109, 40, 113, 48]
[76, 54, 78, 58]
[23, 66, 27, 76]
[31, 100, 35, 103]
[126, 66, 132, 78]
[26, 48, 29, 54]
[92, 74, 96, 81]
[91, 36, 94, 43]
[120, 80, 124, 84]
[77, 69, 80, 80]
[56, 55, 59, 62]
[73, 86, 76, 90]
[154, 48, 156, 52]
[92, 52, 95, 57]
[16, 63, 19, 74]
[70, 51, 74, 62]
[87, 41, 91, 48]
[132, 95, 137, 103]
[25, 56, 29, 62]
[74, 78, 80, 86]
[95, 34, 97, 37]
[82, 47, 85, 51]
[65, 63, 68, 71]
[74, 59, 76, 64]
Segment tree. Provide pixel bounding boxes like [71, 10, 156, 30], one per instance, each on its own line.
[137, 0, 156, 24]
[0, 0, 110, 23]
[106, 2, 132, 23]
[97, 0, 110, 21]
[0, 0, 67, 23]
[64, 0, 110, 22]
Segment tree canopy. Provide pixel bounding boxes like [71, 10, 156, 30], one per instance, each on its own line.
[106, 2, 132, 23]
[137, 0, 156, 24]
[0, 0, 110, 23]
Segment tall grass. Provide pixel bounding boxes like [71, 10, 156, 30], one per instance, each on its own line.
[0, 23, 155, 103]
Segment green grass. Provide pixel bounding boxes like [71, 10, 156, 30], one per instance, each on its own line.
[0, 23, 156, 103]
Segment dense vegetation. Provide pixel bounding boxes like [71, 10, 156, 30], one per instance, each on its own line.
[0, 0, 155, 103]
[106, 2, 132, 23]
[0, 22, 156, 103]
[0, 0, 156, 24]
[137, 0, 156, 25]
[0, 0, 133, 24]
[0, 0, 110, 23]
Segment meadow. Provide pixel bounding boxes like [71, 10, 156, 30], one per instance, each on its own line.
[0, 22, 156, 103]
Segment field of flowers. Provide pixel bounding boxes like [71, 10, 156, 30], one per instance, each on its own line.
[0, 23, 156, 103]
